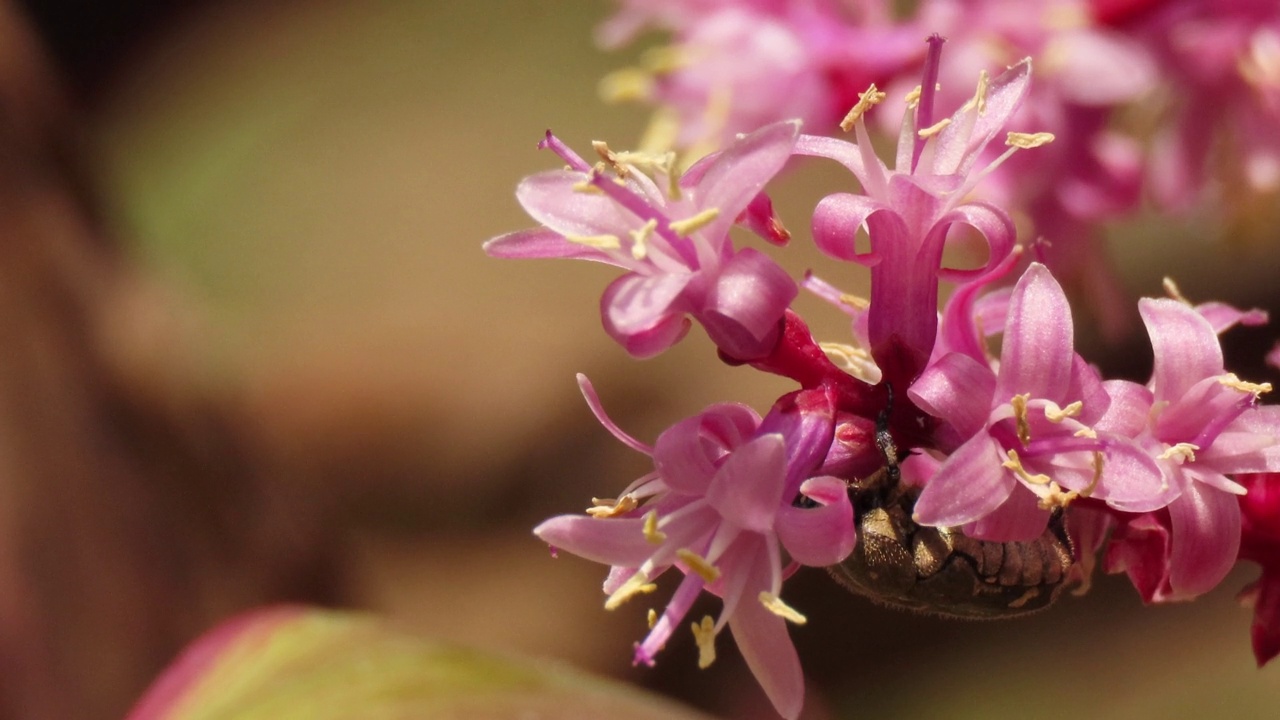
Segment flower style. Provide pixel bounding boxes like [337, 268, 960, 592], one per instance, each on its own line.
[1100, 299, 1280, 600]
[485, 121, 800, 360]
[1237, 472, 1280, 667]
[797, 39, 1035, 387]
[534, 377, 853, 719]
[908, 263, 1168, 541]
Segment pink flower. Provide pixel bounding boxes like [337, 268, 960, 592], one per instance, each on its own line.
[1099, 299, 1280, 600]
[534, 376, 853, 719]
[485, 121, 800, 360]
[597, 1, 925, 155]
[909, 263, 1167, 540]
[1237, 472, 1280, 667]
[798, 39, 1031, 387]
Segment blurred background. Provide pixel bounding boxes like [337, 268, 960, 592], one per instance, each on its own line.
[2, 0, 1279, 718]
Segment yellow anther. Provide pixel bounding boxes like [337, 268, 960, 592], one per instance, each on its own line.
[838, 293, 871, 309]
[587, 493, 638, 518]
[1003, 449, 1051, 485]
[599, 67, 655, 103]
[759, 592, 807, 625]
[904, 85, 922, 108]
[819, 342, 882, 384]
[1220, 373, 1272, 396]
[643, 510, 666, 545]
[640, 45, 685, 74]
[840, 84, 887, 130]
[571, 181, 604, 195]
[1159, 442, 1200, 463]
[647, 608, 657, 629]
[973, 70, 990, 114]
[917, 117, 952, 138]
[1083, 451, 1103, 497]
[1162, 277, 1191, 304]
[1006, 132, 1056, 149]
[668, 207, 720, 236]
[629, 219, 657, 261]
[566, 234, 623, 251]
[1075, 427, 1098, 439]
[1011, 393, 1032, 445]
[604, 572, 658, 610]
[1045, 400, 1083, 423]
[676, 548, 721, 583]
[592, 140, 630, 179]
[691, 616, 716, 668]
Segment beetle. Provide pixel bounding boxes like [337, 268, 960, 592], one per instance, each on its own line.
[824, 388, 1075, 619]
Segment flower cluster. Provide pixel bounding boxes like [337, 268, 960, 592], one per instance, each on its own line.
[489, 15, 1280, 720]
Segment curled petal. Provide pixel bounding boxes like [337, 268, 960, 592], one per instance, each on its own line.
[1140, 297, 1224, 403]
[701, 247, 797, 357]
[933, 201, 1016, 285]
[1093, 439, 1176, 512]
[810, 192, 894, 265]
[996, 263, 1074, 403]
[1195, 301, 1269, 334]
[1168, 481, 1242, 598]
[794, 133, 876, 188]
[912, 436, 1014, 528]
[776, 476, 856, 566]
[576, 374, 653, 455]
[909, 352, 997, 443]
[600, 272, 694, 358]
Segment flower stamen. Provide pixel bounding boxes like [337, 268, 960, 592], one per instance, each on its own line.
[604, 572, 658, 610]
[1011, 393, 1032, 445]
[588, 493, 638, 518]
[1220, 373, 1272, 396]
[1160, 442, 1200, 463]
[643, 510, 667, 545]
[668, 208, 720, 236]
[676, 548, 721, 583]
[691, 615, 716, 668]
[840, 84, 887, 131]
[759, 592, 807, 625]
[1045, 400, 1083, 422]
[1003, 448, 1051, 485]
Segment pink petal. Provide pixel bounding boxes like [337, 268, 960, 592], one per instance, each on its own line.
[1248, 572, 1280, 666]
[727, 557, 804, 720]
[1094, 380, 1153, 437]
[533, 515, 656, 568]
[775, 476, 856, 566]
[1091, 439, 1176, 512]
[932, 58, 1031, 176]
[794, 133, 875, 188]
[912, 436, 1014, 528]
[701, 247, 797, 356]
[483, 228, 622, 265]
[1156, 374, 1245, 445]
[654, 415, 722, 496]
[690, 120, 800, 242]
[1051, 30, 1156, 105]
[600, 272, 694, 358]
[996, 263, 1074, 403]
[1201, 406, 1280, 473]
[516, 170, 635, 238]
[706, 434, 788, 533]
[932, 201, 1017, 286]
[1105, 512, 1173, 603]
[1140, 297, 1224, 403]
[1168, 481, 1242, 598]
[1195, 301, 1269, 334]
[909, 352, 997, 442]
[810, 192, 892, 264]
[963, 483, 1048, 542]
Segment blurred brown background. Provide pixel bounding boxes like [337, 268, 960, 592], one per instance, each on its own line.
[2, 0, 1279, 718]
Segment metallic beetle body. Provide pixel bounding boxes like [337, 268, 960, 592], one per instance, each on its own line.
[827, 468, 1074, 619]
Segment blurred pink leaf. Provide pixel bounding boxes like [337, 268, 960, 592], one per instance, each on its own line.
[127, 606, 713, 720]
